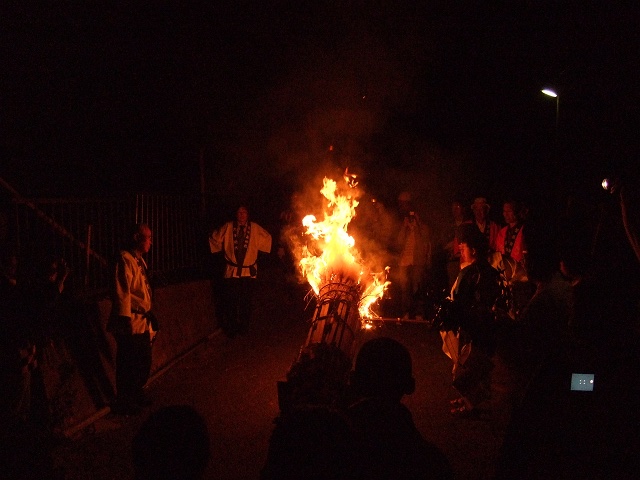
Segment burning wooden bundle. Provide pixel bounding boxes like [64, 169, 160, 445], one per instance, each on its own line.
[277, 173, 389, 413]
[278, 279, 362, 413]
[304, 280, 361, 350]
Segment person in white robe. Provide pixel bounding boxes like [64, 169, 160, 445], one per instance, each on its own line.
[209, 205, 272, 337]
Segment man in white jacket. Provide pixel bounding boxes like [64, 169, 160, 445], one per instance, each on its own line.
[109, 223, 156, 415]
[209, 205, 272, 337]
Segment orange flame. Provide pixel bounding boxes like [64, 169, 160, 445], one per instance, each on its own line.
[298, 174, 389, 320]
[358, 266, 391, 319]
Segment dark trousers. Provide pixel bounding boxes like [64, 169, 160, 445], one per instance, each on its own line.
[114, 332, 152, 404]
[221, 277, 256, 336]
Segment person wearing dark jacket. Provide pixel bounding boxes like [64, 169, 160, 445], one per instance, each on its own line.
[447, 223, 503, 417]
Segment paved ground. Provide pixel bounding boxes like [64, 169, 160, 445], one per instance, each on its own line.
[51, 271, 507, 480]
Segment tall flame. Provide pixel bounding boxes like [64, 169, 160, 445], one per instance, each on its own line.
[298, 174, 389, 319]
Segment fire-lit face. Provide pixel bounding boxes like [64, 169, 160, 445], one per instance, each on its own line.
[236, 207, 249, 225]
[502, 203, 517, 225]
[472, 205, 488, 221]
[136, 225, 152, 254]
[459, 242, 476, 265]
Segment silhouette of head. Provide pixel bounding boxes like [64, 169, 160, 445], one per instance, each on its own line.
[351, 337, 415, 401]
[132, 405, 210, 480]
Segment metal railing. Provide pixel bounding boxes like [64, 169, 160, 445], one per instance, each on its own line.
[6, 193, 209, 295]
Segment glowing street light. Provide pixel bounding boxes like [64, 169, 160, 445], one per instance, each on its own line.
[541, 87, 560, 131]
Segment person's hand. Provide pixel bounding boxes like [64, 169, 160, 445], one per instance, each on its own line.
[404, 212, 419, 228]
[119, 316, 133, 335]
[145, 311, 160, 331]
[107, 315, 133, 335]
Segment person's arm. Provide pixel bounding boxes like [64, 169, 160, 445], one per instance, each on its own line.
[114, 254, 133, 317]
[108, 253, 134, 335]
[397, 216, 412, 246]
[253, 223, 273, 253]
[209, 223, 228, 253]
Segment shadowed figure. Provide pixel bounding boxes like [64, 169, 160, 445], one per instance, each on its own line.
[445, 224, 504, 417]
[132, 405, 210, 480]
[261, 405, 364, 480]
[347, 337, 453, 480]
[495, 209, 640, 479]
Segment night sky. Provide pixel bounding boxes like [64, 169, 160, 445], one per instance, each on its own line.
[2, 2, 638, 208]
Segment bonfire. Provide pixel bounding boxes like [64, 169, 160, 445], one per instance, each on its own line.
[277, 171, 390, 412]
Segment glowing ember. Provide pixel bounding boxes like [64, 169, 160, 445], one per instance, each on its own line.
[297, 173, 389, 320]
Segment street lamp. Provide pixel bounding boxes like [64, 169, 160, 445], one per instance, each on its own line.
[541, 87, 563, 205]
[541, 88, 559, 131]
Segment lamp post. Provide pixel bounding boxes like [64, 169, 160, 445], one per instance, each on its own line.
[541, 88, 559, 132]
[541, 87, 563, 211]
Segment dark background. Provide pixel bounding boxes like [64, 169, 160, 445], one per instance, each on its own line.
[1, 2, 638, 208]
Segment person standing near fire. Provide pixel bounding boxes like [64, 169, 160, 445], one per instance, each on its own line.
[394, 192, 432, 320]
[108, 223, 157, 415]
[471, 197, 499, 254]
[496, 199, 527, 266]
[443, 198, 472, 290]
[209, 205, 272, 338]
[446, 224, 503, 417]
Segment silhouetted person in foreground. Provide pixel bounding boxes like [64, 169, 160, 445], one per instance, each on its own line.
[132, 405, 210, 480]
[347, 337, 453, 480]
[261, 405, 363, 480]
[1, 249, 64, 479]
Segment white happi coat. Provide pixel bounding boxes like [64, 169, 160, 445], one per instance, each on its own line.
[209, 221, 272, 278]
[111, 250, 153, 334]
